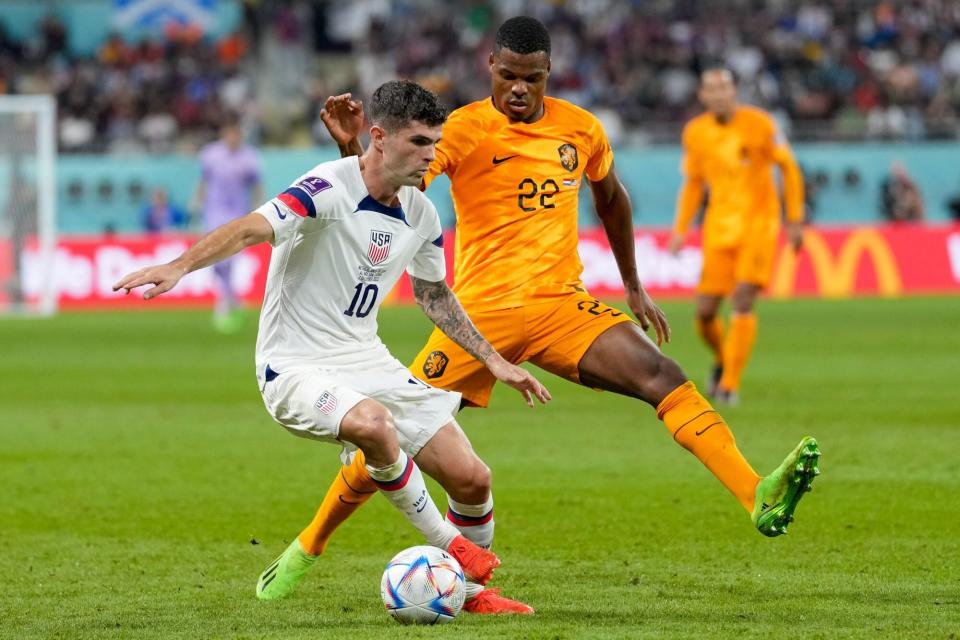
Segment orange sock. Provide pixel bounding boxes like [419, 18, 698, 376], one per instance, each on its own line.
[657, 381, 760, 512]
[719, 313, 757, 392]
[695, 316, 725, 364]
[298, 450, 377, 555]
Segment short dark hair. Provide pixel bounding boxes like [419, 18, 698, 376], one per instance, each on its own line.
[495, 16, 551, 57]
[700, 64, 736, 84]
[368, 80, 447, 132]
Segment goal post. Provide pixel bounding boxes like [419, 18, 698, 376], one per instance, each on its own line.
[0, 94, 57, 316]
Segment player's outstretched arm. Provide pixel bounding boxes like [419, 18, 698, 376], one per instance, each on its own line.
[589, 166, 671, 346]
[320, 93, 365, 158]
[112, 212, 274, 300]
[411, 276, 551, 407]
[670, 174, 705, 255]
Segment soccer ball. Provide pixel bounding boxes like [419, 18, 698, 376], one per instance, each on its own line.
[380, 545, 466, 624]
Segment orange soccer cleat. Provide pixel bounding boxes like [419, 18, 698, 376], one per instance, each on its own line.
[445, 535, 500, 585]
[464, 588, 535, 615]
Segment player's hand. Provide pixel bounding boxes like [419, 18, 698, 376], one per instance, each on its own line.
[787, 221, 804, 253]
[626, 284, 670, 346]
[112, 263, 187, 300]
[485, 354, 551, 407]
[320, 93, 364, 146]
[668, 233, 684, 256]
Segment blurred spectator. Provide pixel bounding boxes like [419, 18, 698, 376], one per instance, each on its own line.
[141, 187, 188, 233]
[880, 161, 925, 222]
[2, 2, 960, 148]
[194, 114, 262, 332]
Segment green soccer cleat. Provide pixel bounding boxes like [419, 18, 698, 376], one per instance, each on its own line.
[256, 538, 318, 600]
[752, 436, 821, 537]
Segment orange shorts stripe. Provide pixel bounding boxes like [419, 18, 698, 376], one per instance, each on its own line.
[409, 291, 634, 407]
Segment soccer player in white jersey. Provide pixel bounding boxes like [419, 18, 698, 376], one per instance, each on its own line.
[113, 80, 551, 598]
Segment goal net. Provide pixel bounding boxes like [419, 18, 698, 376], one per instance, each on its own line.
[0, 95, 56, 315]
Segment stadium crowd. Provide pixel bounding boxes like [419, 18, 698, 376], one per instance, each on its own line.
[0, 1, 959, 151]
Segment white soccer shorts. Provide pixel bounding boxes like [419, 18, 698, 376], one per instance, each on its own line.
[259, 356, 462, 464]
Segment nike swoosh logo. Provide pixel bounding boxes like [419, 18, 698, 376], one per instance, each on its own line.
[416, 502, 426, 513]
[338, 495, 365, 505]
[272, 203, 286, 220]
[492, 155, 518, 165]
[695, 422, 722, 436]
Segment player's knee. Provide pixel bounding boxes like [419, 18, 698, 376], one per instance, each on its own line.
[635, 353, 687, 404]
[695, 307, 717, 323]
[731, 285, 758, 312]
[345, 403, 398, 450]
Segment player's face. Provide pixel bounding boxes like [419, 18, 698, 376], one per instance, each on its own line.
[221, 124, 242, 149]
[380, 121, 443, 187]
[699, 70, 737, 120]
[489, 48, 550, 123]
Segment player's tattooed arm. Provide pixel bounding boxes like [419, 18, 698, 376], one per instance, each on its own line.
[411, 277, 495, 362]
[411, 277, 551, 406]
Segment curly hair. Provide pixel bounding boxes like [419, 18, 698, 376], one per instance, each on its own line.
[494, 16, 551, 56]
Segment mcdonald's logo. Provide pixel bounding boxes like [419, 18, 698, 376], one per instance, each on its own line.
[771, 228, 903, 298]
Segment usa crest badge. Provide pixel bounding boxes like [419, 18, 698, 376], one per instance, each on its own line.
[368, 230, 393, 265]
[558, 143, 579, 171]
[315, 391, 339, 415]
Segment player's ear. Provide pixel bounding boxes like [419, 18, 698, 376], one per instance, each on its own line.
[369, 124, 386, 150]
[488, 51, 495, 69]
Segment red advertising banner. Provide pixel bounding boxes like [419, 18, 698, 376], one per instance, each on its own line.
[16, 224, 960, 308]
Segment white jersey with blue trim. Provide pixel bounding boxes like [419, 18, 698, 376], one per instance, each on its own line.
[252, 156, 445, 380]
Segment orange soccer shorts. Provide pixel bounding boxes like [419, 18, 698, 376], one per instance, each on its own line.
[697, 235, 779, 296]
[410, 290, 634, 407]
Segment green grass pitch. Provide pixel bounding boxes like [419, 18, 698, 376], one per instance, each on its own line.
[2, 297, 958, 639]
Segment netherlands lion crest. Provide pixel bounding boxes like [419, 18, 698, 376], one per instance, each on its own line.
[422, 350, 449, 379]
[558, 143, 578, 171]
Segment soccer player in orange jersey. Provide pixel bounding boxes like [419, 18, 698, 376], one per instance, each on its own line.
[670, 68, 805, 405]
[257, 17, 821, 614]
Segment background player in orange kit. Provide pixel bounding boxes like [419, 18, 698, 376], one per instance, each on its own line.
[260, 17, 821, 613]
[670, 68, 805, 405]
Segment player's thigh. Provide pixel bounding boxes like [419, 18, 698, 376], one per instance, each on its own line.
[576, 322, 688, 406]
[414, 420, 491, 501]
[260, 368, 368, 446]
[698, 246, 737, 297]
[524, 292, 633, 384]
[409, 310, 523, 408]
[349, 358, 463, 460]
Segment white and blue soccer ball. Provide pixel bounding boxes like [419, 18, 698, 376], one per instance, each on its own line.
[380, 545, 466, 624]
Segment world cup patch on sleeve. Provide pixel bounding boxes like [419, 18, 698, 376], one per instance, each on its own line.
[296, 176, 333, 196]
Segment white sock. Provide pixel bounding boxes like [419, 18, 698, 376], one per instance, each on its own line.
[446, 494, 495, 549]
[367, 451, 459, 549]
[465, 581, 484, 599]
